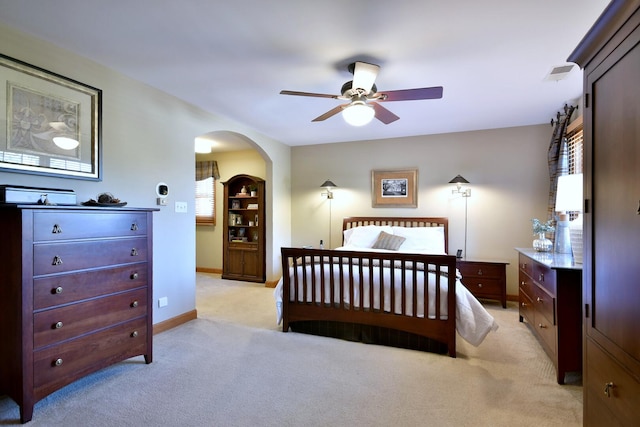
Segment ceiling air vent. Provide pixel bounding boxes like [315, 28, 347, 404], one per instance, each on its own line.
[544, 65, 575, 81]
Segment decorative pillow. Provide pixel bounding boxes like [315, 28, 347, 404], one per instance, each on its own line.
[391, 226, 446, 254]
[371, 231, 406, 251]
[343, 225, 393, 248]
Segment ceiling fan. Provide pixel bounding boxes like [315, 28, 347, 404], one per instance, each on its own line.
[280, 61, 443, 126]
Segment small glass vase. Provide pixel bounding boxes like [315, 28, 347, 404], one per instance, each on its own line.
[533, 232, 553, 252]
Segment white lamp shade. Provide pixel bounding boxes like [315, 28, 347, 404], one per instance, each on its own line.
[342, 102, 374, 126]
[555, 173, 583, 212]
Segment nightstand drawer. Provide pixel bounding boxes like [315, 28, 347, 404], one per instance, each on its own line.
[460, 277, 502, 297]
[457, 262, 504, 279]
[456, 259, 507, 308]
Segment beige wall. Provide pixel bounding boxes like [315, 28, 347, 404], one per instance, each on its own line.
[290, 124, 553, 298]
[0, 23, 291, 323]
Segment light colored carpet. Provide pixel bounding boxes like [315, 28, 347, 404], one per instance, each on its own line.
[0, 273, 582, 426]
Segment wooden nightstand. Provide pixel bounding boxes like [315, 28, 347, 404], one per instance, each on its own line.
[456, 259, 508, 308]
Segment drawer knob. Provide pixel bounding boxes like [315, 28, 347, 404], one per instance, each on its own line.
[536, 297, 543, 303]
[604, 382, 615, 398]
[131, 300, 139, 308]
[521, 281, 526, 286]
[53, 286, 63, 294]
[538, 323, 547, 329]
[521, 263, 527, 269]
[131, 331, 139, 338]
[131, 248, 138, 256]
[54, 321, 64, 329]
[538, 273, 544, 282]
[130, 272, 139, 280]
[52, 255, 63, 266]
[477, 283, 483, 288]
[131, 223, 139, 231]
[477, 269, 483, 275]
[51, 224, 62, 234]
[521, 302, 527, 307]
[53, 358, 63, 367]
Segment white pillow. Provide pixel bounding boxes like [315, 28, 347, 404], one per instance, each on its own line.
[391, 226, 445, 254]
[343, 225, 393, 248]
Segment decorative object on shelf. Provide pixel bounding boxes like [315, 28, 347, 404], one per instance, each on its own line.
[320, 180, 337, 248]
[0, 54, 102, 181]
[371, 168, 418, 208]
[82, 192, 127, 207]
[531, 218, 554, 252]
[240, 185, 247, 195]
[449, 174, 472, 258]
[248, 185, 258, 197]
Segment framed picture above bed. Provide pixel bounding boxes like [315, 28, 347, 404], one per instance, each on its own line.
[371, 168, 417, 208]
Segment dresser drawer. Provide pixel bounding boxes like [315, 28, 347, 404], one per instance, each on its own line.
[518, 254, 534, 278]
[585, 338, 640, 424]
[33, 211, 148, 242]
[33, 317, 148, 397]
[532, 262, 557, 295]
[34, 264, 148, 310]
[534, 309, 557, 357]
[33, 237, 148, 275]
[531, 283, 556, 326]
[519, 289, 535, 325]
[519, 271, 534, 301]
[34, 288, 148, 349]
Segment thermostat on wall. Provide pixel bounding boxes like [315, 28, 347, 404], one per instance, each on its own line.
[156, 182, 169, 206]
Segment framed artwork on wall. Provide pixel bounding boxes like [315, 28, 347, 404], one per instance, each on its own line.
[0, 54, 102, 180]
[371, 168, 418, 208]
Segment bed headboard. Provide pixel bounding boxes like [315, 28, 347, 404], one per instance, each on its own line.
[342, 217, 449, 253]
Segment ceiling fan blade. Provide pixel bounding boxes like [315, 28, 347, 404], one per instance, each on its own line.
[352, 62, 380, 94]
[372, 103, 400, 124]
[280, 90, 339, 99]
[377, 86, 443, 102]
[312, 104, 348, 122]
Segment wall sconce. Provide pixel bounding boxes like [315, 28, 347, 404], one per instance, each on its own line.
[449, 174, 471, 197]
[449, 174, 471, 259]
[320, 180, 337, 248]
[320, 180, 336, 199]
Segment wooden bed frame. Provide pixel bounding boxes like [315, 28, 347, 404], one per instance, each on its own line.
[280, 217, 458, 357]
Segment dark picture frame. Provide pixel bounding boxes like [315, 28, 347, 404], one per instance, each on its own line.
[0, 54, 102, 180]
[371, 168, 418, 208]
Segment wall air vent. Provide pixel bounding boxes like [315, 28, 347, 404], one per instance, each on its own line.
[544, 64, 575, 81]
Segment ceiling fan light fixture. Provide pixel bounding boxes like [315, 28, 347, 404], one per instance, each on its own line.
[342, 102, 374, 126]
[351, 62, 380, 94]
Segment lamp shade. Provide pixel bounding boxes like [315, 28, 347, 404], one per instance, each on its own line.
[448, 174, 470, 184]
[555, 173, 583, 212]
[320, 180, 337, 188]
[342, 102, 374, 126]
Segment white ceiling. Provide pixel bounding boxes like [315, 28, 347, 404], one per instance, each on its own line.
[0, 1, 609, 150]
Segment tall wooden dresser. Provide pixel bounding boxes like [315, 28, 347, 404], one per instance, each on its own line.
[568, 1, 640, 425]
[0, 205, 155, 423]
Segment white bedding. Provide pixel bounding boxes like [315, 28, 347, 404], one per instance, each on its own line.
[274, 246, 498, 347]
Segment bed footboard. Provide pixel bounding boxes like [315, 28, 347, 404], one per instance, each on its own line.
[280, 247, 457, 357]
